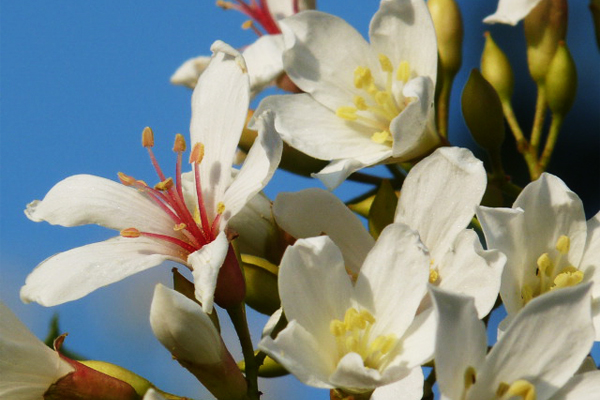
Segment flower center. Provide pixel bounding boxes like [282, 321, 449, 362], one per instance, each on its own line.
[520, 235, 584, 306]
[335, 54, 414, 145]
[216, 0, 281, 36]
[119, 127, 224, 265]
[329, 307, 398, 371]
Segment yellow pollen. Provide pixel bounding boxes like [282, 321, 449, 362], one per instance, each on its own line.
[217, 202, 226, 214]
[536, 253, 553, 277]
[378, 54, 393, 73]
[552, 269, 584, 290]
[429, 268, 439, 284]
[174, 223, 187, 231]
[330, 320, 346, 337]
[241, 20, 254, 30]
[375, 91, 391, 106]
[353, 96, 368, 110]
[154, 178, 174, 191]
[118, 172, 136, 186]
[464, 366, 477, 390]
[371, 130, 391, 144]
[507, 380, 536, 400]
[120, 228, 141, 238]
[354, 66, 374, 89]
[396, 61, 411, 83]
[555, 235, 570, 254]
[142, 126, 154, 148]
[190, 143, 205, 164]
[216, 0, 234, 10]
[173, 133, 187, 153]
[336, 106, 358, 121]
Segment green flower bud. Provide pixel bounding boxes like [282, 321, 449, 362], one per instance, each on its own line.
[590, 0, 600, 50]
[524, 0, 568, 84]
[241, 254, 280, 315]
[428, 0, 464, 76]
[462, 69, 506, 152]
[239, 351, 288, 378]
[545, 41, 577, 116]
[481, 32, 514, 103]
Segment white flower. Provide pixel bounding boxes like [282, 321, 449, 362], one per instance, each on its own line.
[430, 283, 598, 400]
[253, 0, 440, 189]
[21, 41, 282, 312]
[484, 0, 544, 25]
[149, 284, 247, 400]
[259, 224, 435, 394]
[476, 173, 600, 338]
[0, 302, 74, 400]
[171, 0, 315, 95]
[274, 147, 504, 317]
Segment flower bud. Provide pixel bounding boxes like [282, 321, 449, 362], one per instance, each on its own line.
[545, 41, 577, 116]
[462, 69, 506, 152]
[241, 254, 281, 315]
[428, 0, 464, 76]
[589, 0, 600, 50]
[481, 32, 514, 103]
[524, 0, 568, 84]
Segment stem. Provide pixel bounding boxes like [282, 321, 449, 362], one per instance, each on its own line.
[436, 71, 454, 139]
[501, 100, 528, 152]
[227, 304, 260, 400]
[538, 113, 565, 172]
[530, 85, 547, 153]
[346, 171, 385, 186]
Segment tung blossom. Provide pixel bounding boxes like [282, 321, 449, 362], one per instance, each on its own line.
[484, 0, 546, 25]
[476, 173, 600, 337]
[254, 0, 440, 189]
[21, 41, 282, 312]
[259, 224, 435, 395]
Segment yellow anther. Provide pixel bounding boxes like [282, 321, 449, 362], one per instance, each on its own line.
[353, 96, 368, 110]
[371, 130, 391, 144]
[345, 336, 359, 353]
[536, 253, 553, 277]
[217, 202, 226, 214]
[507, 380, 536, 400]
[556, 235, 570, 254]
[378, 54, 393, 73]
[464, 366, 476, 390]
[521, 284, 534, 304]
[359, 309, 376, 325]
[142, 126, 154, 148]
[375, 91, 391, 106]
[241, 20, 254, 30]
[216, 0, 234, 10]
[369, 334, 396, 354]
[343, 308, 359, 328]
[336, 106, 358, 121]
[174, 223, 187, 231]
[173, 133, 187, 153]
[429, 268, 439, 284]
[354, 66, 374, 89]
[118, 172, 136, 186]
[396, 61, 411, 83]
[120, 228, 141, 238]
[552, 269, 584, 290]
[496, 382, 510, 397]
[190, 142, 205, 164]
[154, 178, 174, 191]
[330, 320, 346, 337]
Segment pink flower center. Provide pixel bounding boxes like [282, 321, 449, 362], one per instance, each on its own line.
[216, 0, 283, 35]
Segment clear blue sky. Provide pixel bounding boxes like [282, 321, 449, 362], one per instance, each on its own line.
[1, 1, 598, 399]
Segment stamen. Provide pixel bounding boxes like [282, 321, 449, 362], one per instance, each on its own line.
[121, 228, 141, 238]
[371, 131, 391, 144]
[396, 61, 411, 83]
[521, 285, 534, 305]
[154, 178, 174, 191]
[190, 143, 205, 164]
[378, 54, 393, 73]
[552, 268, 584, 290]
[464, 366, 476, 390]
[174, 223, 187, 231]
[429, 268, 439, 284]
[142, 126, 154, 148]
[118, 172, 138, 186]
[506, 380, 536, 400]
[173, 133, 186, 153]
[496, 382, 510, 397]
[353, 96, 368, 110]
[354, 67, 374, 89]
[336, 106, 358, 121]
[555, 235, 570, 254]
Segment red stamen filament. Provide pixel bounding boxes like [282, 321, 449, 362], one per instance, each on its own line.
[137, 231, 198, 255]
[193, 161, 213, 240]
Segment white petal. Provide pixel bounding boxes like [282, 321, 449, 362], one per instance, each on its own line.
[266, 0, 314, 22]
[471, 284, 595, 400]
[370, 368, 424, 400]
[430, 286, 487, 400]
[143, 388, 167, 400]
[278, 236, 354, 347]
[190, 231, 229, 314]
[548, 371, 600, 400]
[396, 307, 436, 368]
[242, 35, 285, 96]
[314, 153, 391, 191]
[581, 211, 600, 298]
[483, 0, 542, 25]
[0, 302, 74, 400]
[170, 55, 211, 88]
[355, 224, 429, 338]
[369, 0, 437, 84]
[390, 76, 438, 161]
[395, 147, 486, 260]
[254, 93, 388, 161]
[259, 320, 335, 389]
[25, 174, 174, 234]
[21, 237, 180, 306]
[437, 229, 505, 318]
[190, 41, 249, 220]
[280, 11, 379, 111]
[222, 111, 282, 226]
[150, 284, 223, 365]
[329, 352, 384, 391]
[273, 188, 375, 275]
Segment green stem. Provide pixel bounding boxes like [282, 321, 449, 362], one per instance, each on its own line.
[530, 85, 547, 153]
[227, 304, 259, 400]
[436, 71, 454, 139]
[346, 171, 385, 186]
[501, 100, 528, 153]
[538, 113, 564, 172]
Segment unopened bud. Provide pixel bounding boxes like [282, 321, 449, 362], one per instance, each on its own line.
[481, 32, 514, 103]
[462, 69, 505, 152]
[545, 42, 577, 116]
[78, 361, 154, 397]
[524, 0, 568, 84]
[241, 254, 280, 315]
[428, 0, 464, 76]
[591, 0, 600, 49]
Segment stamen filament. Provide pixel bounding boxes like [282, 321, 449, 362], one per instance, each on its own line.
[193, 161, 213, 240]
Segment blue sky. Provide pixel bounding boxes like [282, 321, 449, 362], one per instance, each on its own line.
[1, 1, 599, 399]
